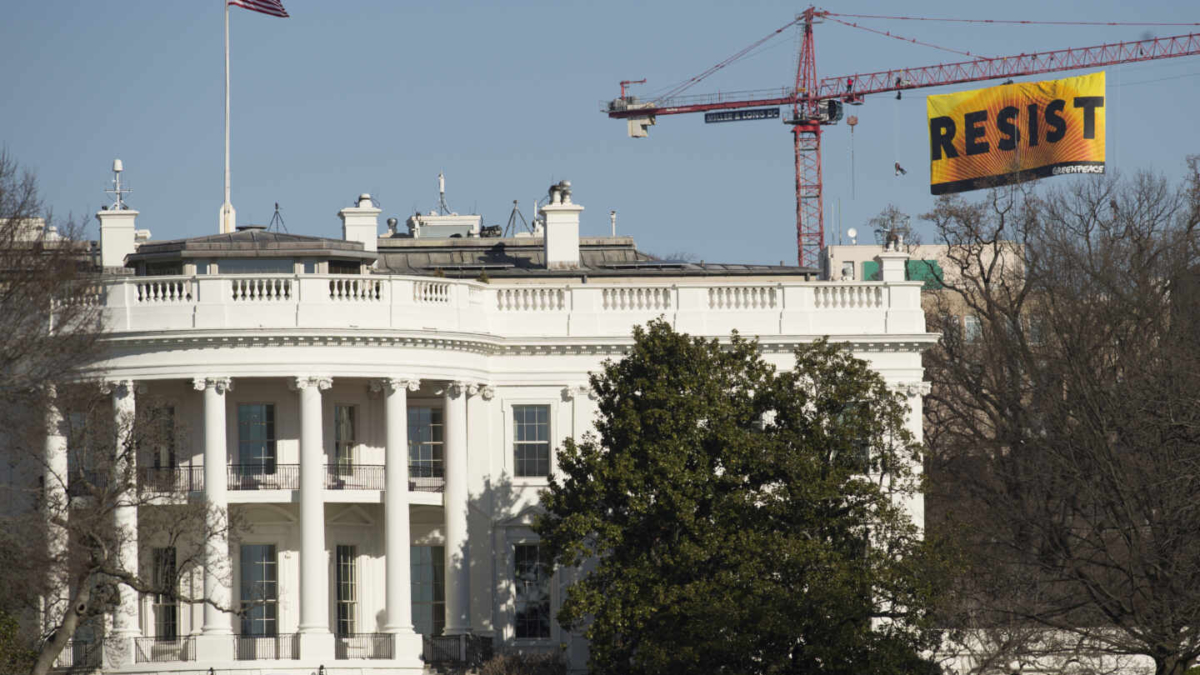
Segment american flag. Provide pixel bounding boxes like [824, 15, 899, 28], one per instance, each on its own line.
[228, 0, 289, 18]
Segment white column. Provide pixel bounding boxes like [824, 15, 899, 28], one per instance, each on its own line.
[374, 378, 419, 634]
[108, 380, 141, 639]
[293, 376, 333, 637]
[194, 377, 233, 637]
[902, 382, 931, 532]
[564, 383, 593, 440]
[43, 386, 69, 634]
[443, 381, 471, 635]
[467, 384, 495, 636]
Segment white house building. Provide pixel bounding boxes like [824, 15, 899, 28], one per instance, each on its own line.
[41, 173, 935, 674]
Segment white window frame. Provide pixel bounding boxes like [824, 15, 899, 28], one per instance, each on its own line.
[503, 531, 559, 646]
[963, 314, 983, 343]
[335, 544, 358, 636]
[237, 542, 279, 637]
[235, 401, 278, 473]
[150, 546, 178, 640]
[333, 404, 357, 477]
[145, 400, 180, 471]
[407, 402, 445, 480]
[501, 399, 559, 484]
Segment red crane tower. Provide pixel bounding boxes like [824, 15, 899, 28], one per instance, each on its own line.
[604, 8, 1200, 268]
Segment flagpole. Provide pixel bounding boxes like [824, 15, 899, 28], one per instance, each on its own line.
[221, 0, 235, 233]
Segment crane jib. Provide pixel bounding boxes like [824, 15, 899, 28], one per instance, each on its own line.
[603, 19, 1200, 266]
[705, 108, 780, 124]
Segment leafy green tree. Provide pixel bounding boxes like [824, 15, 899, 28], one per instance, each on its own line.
[537, 321, 945, 675]
[0, 609, 36, 675]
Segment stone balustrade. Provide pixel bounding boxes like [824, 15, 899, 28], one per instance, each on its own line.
[100, 274, 926, 338]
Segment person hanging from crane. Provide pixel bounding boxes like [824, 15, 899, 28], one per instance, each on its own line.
[845, 77, 854, 94]
[895, 162, 908, 176]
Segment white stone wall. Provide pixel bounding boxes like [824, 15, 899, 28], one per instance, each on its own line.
[42, 271, 934, 674]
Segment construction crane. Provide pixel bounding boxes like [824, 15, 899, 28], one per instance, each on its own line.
[604, 8, 1200, 268]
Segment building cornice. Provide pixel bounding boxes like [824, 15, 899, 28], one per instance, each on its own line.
[96, 329, 938, 358]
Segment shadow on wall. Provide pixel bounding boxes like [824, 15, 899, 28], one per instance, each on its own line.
[459, 471, 580, 670]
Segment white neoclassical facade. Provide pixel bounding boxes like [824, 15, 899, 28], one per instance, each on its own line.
[42, 177, 935, 673]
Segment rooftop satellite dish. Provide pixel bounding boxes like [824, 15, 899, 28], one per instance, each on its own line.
[847, 227, 858, 245]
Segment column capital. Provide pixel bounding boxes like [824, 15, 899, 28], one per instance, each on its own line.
[562, 383, 595, 401]
[445, 381, 470, 398]
[477, 384, 495, 401]
[370, 377, 420, 394]
[890, 381, 932, 397]
[192, 377, 234, 394]
[290, 376, 333, 392]
[100, 379, 142, 397]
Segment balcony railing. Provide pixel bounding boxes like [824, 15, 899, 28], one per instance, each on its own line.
[325, 464, 385, 490]
[410, 475, 446, 493]
[422, 634, 493, 667]
[137, 466, 204, 493]
[55, 639, 100, 670]
[101, 274, 928, 340]
[228, 464, 300, 491]
[234, 633, 300, 660]
[335, 633, 395, 660]
[113, 463, 447, 493]
[134, 637, 195, 663]
[66, 471, 107, 498]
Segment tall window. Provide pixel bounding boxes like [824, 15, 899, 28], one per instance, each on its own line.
[336, 545, 357, 636]
[411, 545, 445, 636]
[152, 547, 178, 639]
[963, 315, 983, 343]
[408, 407, 444, 478]
[837, 403, 872, 473]
[149, 405, 177, 470]
[240, 544, 278, 636]
[514, 544, 551, 639]
[237, 404, 276, 474]
[513, 405, 550, 478]
[334, 406, 356, 476]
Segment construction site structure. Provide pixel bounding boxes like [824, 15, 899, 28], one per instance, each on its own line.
[604, 7, 1200, 267]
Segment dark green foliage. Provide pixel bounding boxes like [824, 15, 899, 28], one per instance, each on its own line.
[0, 610, 36, 675]
[480, 652, 568, 675]
[537, 320, 945, 675]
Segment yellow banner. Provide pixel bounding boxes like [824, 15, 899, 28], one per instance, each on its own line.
[927, 72, 1105, 195]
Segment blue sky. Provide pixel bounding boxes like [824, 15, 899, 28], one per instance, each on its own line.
[3, 1, 1198, 265]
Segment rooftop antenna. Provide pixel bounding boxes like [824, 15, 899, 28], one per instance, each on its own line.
[437, 172, 451, 215]
[610, 210, 617, 237]
[268, 202, 288, 233]
[105, 159, 132, 210]
[531, 195, 548, 234]
[504, 200, 533, 237]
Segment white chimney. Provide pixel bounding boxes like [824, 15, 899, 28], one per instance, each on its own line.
[338, 193, 381, 253]
[875, 233, 910, 282]
[97, 207, 139, 269]
[98, 158, 138, 268]
[541, 180, 583, 270]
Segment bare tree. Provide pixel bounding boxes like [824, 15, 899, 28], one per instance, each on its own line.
[0, 152, 241, 674]
[1, 384, 242, 675]
[0, 150, 103, 409]
[923, 162, 1200, 675]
